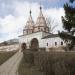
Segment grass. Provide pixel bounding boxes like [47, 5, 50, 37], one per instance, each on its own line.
[34, 51, 75, 75]
[0, 51, 17, 65]
[18, 51, 75, 75]
[18, 55, 44, 75]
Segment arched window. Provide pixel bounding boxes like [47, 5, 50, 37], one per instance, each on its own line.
[55, 42, 57, 46]
[61, 41, 63, 45]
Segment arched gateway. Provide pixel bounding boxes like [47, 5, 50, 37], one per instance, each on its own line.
[30, 38, 39, 49]
[21, 43, 27, 51]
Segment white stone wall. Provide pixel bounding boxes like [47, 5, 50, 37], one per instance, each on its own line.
[19, 32, 45, 48]
[42, 37, 66, 48]
[19, 32, 66, 49]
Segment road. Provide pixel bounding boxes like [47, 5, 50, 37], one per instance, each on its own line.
[0, 51, 23, 75]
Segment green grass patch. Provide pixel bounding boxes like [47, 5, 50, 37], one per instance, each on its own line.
[18, 55, 44, 75]
[0, 51, 17, 65]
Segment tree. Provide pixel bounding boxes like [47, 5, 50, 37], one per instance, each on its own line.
[70, 0, 75, 3]
[46, 17, 58, 33]
[59, 0, 75, 50]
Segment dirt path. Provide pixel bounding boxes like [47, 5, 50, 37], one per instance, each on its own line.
[0, 51, 23, 75]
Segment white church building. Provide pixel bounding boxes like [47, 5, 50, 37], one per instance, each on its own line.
[19, 6, 66, 51]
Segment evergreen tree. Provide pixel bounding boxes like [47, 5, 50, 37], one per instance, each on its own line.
[59, 0, 75, 50]
[70, 0, 75, 3]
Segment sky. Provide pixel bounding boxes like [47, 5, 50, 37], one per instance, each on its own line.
[0, 0, 70, 42]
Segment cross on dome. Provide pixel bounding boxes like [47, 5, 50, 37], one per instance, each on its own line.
[25, 9, 34, 30]
[39, 5, 43, 17]
[40, 6, 42, 10]
[30, 9, 32, 16]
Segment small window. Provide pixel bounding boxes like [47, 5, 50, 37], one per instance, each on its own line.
[61, 42, 63, 45]
[47, 43, 48, 46]
[55, 42, 57, 46]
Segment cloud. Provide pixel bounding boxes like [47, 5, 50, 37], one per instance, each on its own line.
[0, 15, 25, 41]
[0, 1, 65, 42]
[44, 8, 65, 33]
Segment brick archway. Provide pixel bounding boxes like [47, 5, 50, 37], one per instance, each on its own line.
[30, 38, 39, 49]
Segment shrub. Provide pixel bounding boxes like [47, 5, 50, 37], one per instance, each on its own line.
[23, 49, 75, 75]
[34, 51, 75, 75]
[23, 50, 34, 64]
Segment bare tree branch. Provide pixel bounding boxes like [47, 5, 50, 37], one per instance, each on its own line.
[46, 17, 58, 33]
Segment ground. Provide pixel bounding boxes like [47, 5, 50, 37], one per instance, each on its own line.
[0, 51, 23, 75]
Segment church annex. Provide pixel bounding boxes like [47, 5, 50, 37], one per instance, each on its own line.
[19, 6, 66, 51]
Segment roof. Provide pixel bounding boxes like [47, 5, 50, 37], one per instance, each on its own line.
[19, 31, 51, 37]
[42, 34, 59, 39]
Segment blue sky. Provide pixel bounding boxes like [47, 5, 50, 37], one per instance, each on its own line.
[0, 0, 70, 42]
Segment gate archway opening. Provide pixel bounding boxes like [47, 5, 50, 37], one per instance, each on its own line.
[30, 38, 39, 49]
[21, 43, 27, 51]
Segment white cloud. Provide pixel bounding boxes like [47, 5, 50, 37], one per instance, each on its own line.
[0, 1, 65, 42]
[44, 8, 65, 33]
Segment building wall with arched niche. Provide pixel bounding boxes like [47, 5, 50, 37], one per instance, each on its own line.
[42, 37, 66, 49]
[19, 32, 49, 49]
